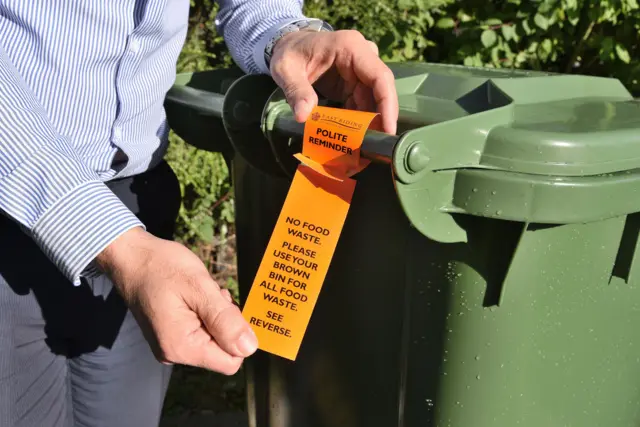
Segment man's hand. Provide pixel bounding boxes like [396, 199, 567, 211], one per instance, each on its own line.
[269, 29, 398, 135]
[96, 227, 258, 375]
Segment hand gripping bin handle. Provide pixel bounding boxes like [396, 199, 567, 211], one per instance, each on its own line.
[165, 71, 400, 177]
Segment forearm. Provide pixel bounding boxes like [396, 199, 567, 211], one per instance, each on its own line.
[215, 0, 306, 74]
[0, 45, 143, 285]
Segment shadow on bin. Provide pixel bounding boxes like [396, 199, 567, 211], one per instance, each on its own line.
[165, 62, 640, 427]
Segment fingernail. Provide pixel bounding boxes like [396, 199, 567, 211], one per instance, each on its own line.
[236, 330, 258, 356]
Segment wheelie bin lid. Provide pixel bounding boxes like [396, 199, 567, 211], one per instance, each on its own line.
[383, 62, 640, 243]
[164, 62, 640, 244]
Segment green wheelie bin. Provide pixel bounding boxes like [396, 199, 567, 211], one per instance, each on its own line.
[164, 62, 640, 427]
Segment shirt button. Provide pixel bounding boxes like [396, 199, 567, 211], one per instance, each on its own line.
[129, 38, 140, 53]
[113, 127, 122, 141]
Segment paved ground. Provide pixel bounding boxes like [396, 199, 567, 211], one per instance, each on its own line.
[160, 412, 248, 427]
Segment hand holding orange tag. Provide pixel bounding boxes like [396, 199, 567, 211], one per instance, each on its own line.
[241, 106, 379, 360]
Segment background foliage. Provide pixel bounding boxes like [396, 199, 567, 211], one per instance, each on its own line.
[162, 0, 639, 417]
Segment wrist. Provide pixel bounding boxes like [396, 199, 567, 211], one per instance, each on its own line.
[270, 30, 313, 62]
[95, 226, 148, 278]
[264, 19, 333, 70]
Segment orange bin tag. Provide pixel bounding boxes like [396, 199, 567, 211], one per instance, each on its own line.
[241, 106, 379, 360]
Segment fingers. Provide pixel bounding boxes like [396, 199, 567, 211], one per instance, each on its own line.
[353, 56, 398, 134]
[190, 277, 259, 359]
[147, 279, 252, 375]
[271, 54, 319, 123]
[367, 40, 379, 56]
[337, 32, 398, 135]
[269, 30, 398, 134]
[352, 82, 376, 113]
[133, 297, 246, 375]
[184, 328, 245, 375]
[221, 287, 234, 303]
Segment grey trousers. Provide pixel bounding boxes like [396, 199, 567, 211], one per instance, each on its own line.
[0, 160, 182, 427]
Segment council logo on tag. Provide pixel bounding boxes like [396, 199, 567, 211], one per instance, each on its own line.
[311, 112, 321, 121]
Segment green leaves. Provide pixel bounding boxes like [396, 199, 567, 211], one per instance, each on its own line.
[616, 44, 631, 64]
[424, 0, 636, 91]
[304, 0, 441, 61]
[521, 19, 534, 35]
[481, 29, 497, 47]
[165, 132, 234, 249]
[436, 17, 456, 28]
[484, 18, 503, 26]
[197, 216, 215, 244]
[301, 0, 632, 91]
[534, 13, 549, 30]
[501, 25, 517, 41]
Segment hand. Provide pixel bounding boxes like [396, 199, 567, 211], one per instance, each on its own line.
[269, 29, 399, 135]
[96, 227, 258, 375]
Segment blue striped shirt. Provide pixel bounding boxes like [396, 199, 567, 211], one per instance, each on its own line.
[0, 0, 307, 285]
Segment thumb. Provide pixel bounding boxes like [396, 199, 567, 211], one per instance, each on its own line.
[189, 279, 259, 358]
[272, 62, 318, 122]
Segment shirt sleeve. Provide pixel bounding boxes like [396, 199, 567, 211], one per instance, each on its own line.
[0, 44, 144, 286]
[215, 0, 307, 74]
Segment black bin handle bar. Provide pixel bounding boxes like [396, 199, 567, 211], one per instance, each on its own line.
[166, 85, 399, 164]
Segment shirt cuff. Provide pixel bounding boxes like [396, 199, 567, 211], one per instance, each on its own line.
[252, 17, 310, 75]
[31, 180, 144, 286]
[0, 141, 144, 286]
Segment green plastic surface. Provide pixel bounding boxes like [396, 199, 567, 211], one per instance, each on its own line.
[164, 63, 640, 427]
[385, 62, 640, 242]
[231, 155, 640, 427]
[165, 68, 243, 157]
